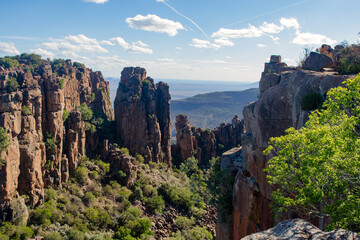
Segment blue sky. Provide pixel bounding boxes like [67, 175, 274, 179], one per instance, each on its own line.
[0, 0, 359, 82]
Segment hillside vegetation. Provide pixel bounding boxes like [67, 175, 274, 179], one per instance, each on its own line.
[170, 88, 258, 132]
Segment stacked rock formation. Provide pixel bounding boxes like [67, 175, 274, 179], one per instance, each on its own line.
[223, 56, 354, 239]
[0, 58, 113, 220]
[114, 67, 171, 166]
[213, 115, 244, 153]
[173, 114, 216, 167]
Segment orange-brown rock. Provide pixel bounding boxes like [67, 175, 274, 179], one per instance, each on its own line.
[114, 67, 171, 166]
[0, 56, 114, 219]
[229, 56, 354, 239]
[173, 114, 216, 167]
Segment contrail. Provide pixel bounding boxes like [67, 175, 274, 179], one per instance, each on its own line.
[226, 0, 312, 27]
[157, 0, 211, 41]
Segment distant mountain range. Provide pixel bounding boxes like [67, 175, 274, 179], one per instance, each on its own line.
[170, 88, 259, 136]
[106, 77, 258, 102]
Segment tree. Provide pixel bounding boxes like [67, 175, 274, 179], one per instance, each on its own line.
[264, 74, 360, 231]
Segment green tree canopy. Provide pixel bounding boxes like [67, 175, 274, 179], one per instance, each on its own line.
[264, 73, 360, 231]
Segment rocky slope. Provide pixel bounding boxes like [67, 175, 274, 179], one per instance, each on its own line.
[0, 56, 114, 220]
[219, 54, 354, 239]
[114, 67, 172, 166]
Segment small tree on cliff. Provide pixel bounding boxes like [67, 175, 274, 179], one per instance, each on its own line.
[264, 74, 360, 231]
[0, 127, 10, 165]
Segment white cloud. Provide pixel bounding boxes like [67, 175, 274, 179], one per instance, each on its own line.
[259, 22, 283, 34]
[30, 48, 54, 58]
[100, 40, 115, 45]
[189, 39, 220, 49]
[212, 25, 263, 39]
[158, 58, 174, 62]
[214, 38, 234, 47]
[257, 44, 267, 48]
[126, 14, 185, 36]
[269, 35, 280, 42]
[110, 37, 129, 49]
[110, 37, 153, 54]
[0, 42, 20, 55]
[42, 34, 108, 53]
[280, 17, 300, 31]
[175, 47, 182, 50]
[82, 0, 108, 4]
[292, 32, 337, 45]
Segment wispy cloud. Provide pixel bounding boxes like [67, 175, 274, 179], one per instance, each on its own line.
[280, 17, 300, 32]
[42, 34, 108, 53]
[82, 0, 108, 4]
[156, 0, 211, 40]
[292, 32, 337, 45]
[30, 48, 55, 58]
[0, 36, 39, 41]
[126, 14, 184, 36]
[257, 43, 267, 48]
[110, 37, 153, 54]
[0, 42, 20, 55]
[189, 39, 221, 49]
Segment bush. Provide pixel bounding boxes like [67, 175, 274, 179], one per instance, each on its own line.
[79, 103, 93, 121]
[59, 78, 65, 89]
[0, 57, 19, 69]
[63, 109, 70, 122]
[300, 92, 325, 111]
[83, 192, 96, 205]
[6, 78, 19, 93]
[334, 43, 360, 74]
[120, 148, 129, 155]
[146, 195, 165, 214]
[21, 105, 31, 115]
[43, 232, 62, 240]
[45, 134, 57, 151]
[51, 59, 66, 71]
[0, 127, 10, 154]
[75, 167, 88, 184]
[67, 228, 85, 240]
[174, 216, 195, 230]
[135, 154, 144, 163]
[85, 122, 96, 133]
[19, 53, 42, 66]
[73, 62, 85, 68]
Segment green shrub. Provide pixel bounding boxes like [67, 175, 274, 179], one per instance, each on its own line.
[120, 148, 129, 155]
[45, 134, 57, 151]
[73, 62, 85, 68]
[0, 57, 19, 69]
[301, 92, 325, 111]
[21, 105, 31, 115]
[118, 207, 142, 225]
[334, 43, 360, 74]
[43, 232, 62, 240]
[45, 188, 58, 201]
[6, 78, 19, 93]
[74, 166, 88, 184]
[142, 79, 150, 87]
[63, 109, 70, 122]
[171, 226, 213, 240]
[159, 183, 194, 210]
[51, 59, 66, 71]
[85, 122, 96, 133]
[174, 216, 195, 230]
[66, 228, 85, 240]
[135, 154, 144, 163]
[0, 233, 9, 240]
[89, 170, 99, 179]
[19, 53, 42, 66]
[125, 218, 153, 239]
[79, 103, 93, 121]
[147, 195, 165, 214]
[59, 78, 65, 89]
[0, 127, 10, 154]
[83, 192, 96, 205]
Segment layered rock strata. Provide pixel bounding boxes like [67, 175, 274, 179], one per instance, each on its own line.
[114, 67, 171, 166]
[0, 58, 113, 219]
[230, 56, 353, 239]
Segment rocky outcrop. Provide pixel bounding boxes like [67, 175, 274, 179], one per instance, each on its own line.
[304, 52, 333, 71]
[114, 67, 171, 166]
[241, 219, 360, 240]
[173, 114, 216, 167]
[0, 57, 114, 218]
[213, 115, 244, 154]
[230, 56, 353, 239]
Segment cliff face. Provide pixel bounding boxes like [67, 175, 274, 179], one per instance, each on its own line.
[114, 67, 171, 166]
[229, 56, 353, 239]
[0, 59, 113, 220]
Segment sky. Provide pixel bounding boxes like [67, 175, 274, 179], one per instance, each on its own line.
[0, 0, 359, 82]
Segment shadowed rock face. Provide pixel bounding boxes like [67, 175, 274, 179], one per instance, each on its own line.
[114, 67, 172, 166]
[241, 219, 360, 240]
[229, 56, 354, 239]
[0, 59, 113, 219]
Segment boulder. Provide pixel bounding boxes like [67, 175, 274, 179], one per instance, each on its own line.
[241, 219, 360, 240]
[304, 52, 333, 71]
